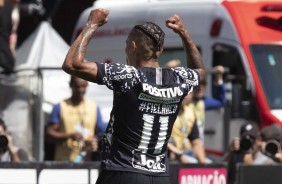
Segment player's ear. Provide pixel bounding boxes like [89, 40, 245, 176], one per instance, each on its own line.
[131, 41, 137, 52]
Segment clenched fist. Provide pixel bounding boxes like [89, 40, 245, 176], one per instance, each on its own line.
[87, 8, 109, 27]
[166, 14, 185, 34]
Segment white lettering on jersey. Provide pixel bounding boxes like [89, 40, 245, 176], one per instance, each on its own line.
[109, 73, 133, 80]
[138, 114, 154, 153]
[139, 102, 178, 115]
[154, 116, 168, 154]
[142, 83, 183, 98]
[132, 114, 168, 172]
[139, 154, 166, 171]
[132, 150, 166, 172]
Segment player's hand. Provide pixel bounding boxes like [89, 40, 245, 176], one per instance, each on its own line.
[87, 8, 109, 27]
[166, 15, 185, 34]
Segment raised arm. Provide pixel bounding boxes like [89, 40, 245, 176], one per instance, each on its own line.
[62, 9, 109, 82]
[165, 15, 205, 81]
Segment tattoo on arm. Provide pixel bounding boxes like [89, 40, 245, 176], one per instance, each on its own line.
[182, 32, 203, 69]
[63, 20, 99, 81]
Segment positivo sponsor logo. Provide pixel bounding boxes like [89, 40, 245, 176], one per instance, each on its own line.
[142, 83, 184, 98]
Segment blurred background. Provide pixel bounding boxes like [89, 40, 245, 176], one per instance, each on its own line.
[17, 0, 96, 47]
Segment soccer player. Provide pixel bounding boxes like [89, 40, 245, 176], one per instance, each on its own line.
[62, 8, 205, 184]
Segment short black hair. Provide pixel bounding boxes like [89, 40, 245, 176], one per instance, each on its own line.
[134, 22, 165, 51]
[0, 118, 7, 131]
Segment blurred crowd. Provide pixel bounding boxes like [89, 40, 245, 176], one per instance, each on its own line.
[0, 0, 95, 74]
[0, 0, 53, 73]
[224, 122, 282, 184]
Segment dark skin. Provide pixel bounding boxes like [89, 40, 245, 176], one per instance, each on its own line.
[61, 8, 205, 163]
[45, 77, 98, 152]
[62, 8, 205, 83]
[168, 93, 206, 164]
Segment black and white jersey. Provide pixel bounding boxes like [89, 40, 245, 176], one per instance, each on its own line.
[96, 63, 199, 176]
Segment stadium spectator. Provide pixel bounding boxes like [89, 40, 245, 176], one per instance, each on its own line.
[164, 61, 226, 136]
[168, 92, 208, 164]
[260, 123, 282, 163]
[9, 0, 20, 53]
[45, 76, 107, 162]
[192, 65, 226, 143]
[223, 122, 274, 184]
[0, 118, 29, 161]
[0, 0, 15, 74]
[165, 60, 226, 162]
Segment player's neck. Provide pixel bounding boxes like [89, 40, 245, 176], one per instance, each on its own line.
[138, 60, 160, 68]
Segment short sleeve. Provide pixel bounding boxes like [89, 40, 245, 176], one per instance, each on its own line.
[48, 103, 61, 124]
[173, 67, 199, 86]
[95, 62, 141, 93]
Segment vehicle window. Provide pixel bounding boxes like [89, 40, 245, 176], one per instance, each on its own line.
[212, 43, 259, 120]
[250, 44, 282, 109]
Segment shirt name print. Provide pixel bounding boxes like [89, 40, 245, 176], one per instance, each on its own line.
[142, 83, 183, 98]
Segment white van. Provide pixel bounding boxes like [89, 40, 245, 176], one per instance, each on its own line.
[73, 0, 282, 156]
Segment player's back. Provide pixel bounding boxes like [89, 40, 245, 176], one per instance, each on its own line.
[98, 64, 199, 176]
